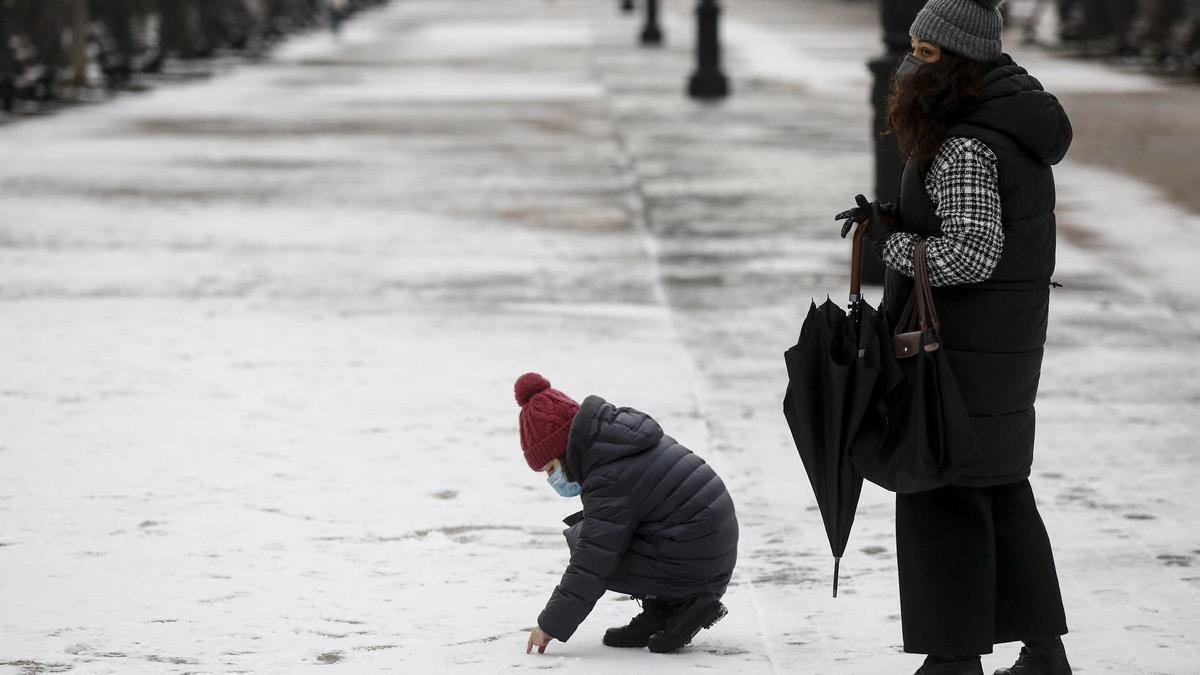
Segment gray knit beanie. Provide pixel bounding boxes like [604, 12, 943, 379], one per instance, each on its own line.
[910, 0, 1004, 62]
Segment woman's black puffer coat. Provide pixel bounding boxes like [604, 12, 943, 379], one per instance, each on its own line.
[537, 395, 738, 642]
[884, 54, 1073, 487]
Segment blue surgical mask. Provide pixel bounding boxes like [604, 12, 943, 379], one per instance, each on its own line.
[547, 464, 582, 498]
[895, 53, 926, 86]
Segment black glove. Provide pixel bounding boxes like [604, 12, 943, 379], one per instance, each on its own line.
[836, 194, 898, 243]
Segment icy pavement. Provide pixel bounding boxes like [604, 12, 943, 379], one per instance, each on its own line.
[1, 0, 1199, 673]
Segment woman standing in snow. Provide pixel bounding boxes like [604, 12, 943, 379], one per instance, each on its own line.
[853, 1, 1074, 673]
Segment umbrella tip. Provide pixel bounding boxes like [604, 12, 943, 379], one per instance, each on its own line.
[833, 557, 841, 598]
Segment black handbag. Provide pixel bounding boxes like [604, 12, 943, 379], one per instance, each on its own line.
[850, 239, 983, 494]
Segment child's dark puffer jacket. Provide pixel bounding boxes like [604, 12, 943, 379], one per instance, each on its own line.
[537, 395, 739, 642]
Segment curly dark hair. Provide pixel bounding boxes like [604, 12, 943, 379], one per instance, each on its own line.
[885, 52, 989, 163]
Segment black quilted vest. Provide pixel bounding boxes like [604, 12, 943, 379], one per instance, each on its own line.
[883, 54, 1073, 486]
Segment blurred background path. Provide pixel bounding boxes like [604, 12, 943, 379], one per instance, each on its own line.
[1, 1, 1198, 673]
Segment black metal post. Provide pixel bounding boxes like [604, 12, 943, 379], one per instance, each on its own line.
[865, 0, 924, 285]
[641, 0, 663, 45]
[622, 0, 635, 14]
[688, 0, 730, 99]
[1, 2, 15, 111]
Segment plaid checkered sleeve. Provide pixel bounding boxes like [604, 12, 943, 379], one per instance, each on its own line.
[876, 137, 1004, 287]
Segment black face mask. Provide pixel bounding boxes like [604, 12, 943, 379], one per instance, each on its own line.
[894, 53, 926, 86]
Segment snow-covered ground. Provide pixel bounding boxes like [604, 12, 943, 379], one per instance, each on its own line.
[1, 1, 1198, 673]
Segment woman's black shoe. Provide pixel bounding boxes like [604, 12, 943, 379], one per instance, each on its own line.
[994, 637, 1072, 675]
[602, 598, 671, 648]
[915, 655, 984, 675]
[646, 595, 727, 653]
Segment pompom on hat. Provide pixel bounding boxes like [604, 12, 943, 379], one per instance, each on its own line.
[910, 0, 1005, 62]
[514, 372, 580, 471]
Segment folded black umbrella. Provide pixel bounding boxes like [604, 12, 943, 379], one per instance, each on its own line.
[785, 205, 987, 594]
[782, 219, 895, 597]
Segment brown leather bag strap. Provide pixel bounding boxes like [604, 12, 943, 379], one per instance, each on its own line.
[894, 238, 926, 335]
[914, 239, 929, 332]
[895, 283, 917, 334]
[911, 239, 941, 335]
[893, 238, 944, 337]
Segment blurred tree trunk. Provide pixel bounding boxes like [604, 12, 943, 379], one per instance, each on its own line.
[196, 0, 230, 57]
[30, 0, 66, 68]
[263, 0, 286, 35]
[104, 0, 136, 79]
[223, 0, 253, 50]
[158, 0, 195, 59]
[71, 0, 89, 87]
[265, 0, 316, 35]
[29, 0, 65, 98]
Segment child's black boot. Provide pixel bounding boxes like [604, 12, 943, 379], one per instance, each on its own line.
[994, 637, 1072, 675]
[646, 594, 727, 653]
[914, 655, 984, 675]
[603, 598, 671, 648]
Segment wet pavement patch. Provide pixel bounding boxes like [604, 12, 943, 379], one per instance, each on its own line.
[179, 157, 328, 171]
[143, 655, 198, 665]
[449, 633, 511, 646]
[703, 646, 751, 656]
[0, 661, 73, 673]
[0, 176, 274, 204]
[316, 651, 343, 664]
[752, 565, 820, 587]
[311, 629, 365, 639]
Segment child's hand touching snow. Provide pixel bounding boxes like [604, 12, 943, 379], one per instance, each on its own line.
[526, 626, 554, 654]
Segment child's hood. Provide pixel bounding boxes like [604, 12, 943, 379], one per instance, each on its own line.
[564, 395, 665, 481]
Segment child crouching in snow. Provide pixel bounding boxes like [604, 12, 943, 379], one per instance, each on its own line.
[515, 372, 738, 655]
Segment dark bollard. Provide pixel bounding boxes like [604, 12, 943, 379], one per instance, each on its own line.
[0, 5, 13, 111]
[622, 0, 635, 14]
[864, 0, 924, 285]
[688, 0, 729, 99]
[641, 0, 663, 45]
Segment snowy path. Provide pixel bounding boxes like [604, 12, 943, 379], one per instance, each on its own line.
[2, 1, 1199, 673]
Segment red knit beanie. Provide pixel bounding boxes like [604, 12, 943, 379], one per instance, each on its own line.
[515, 372, 580, 471]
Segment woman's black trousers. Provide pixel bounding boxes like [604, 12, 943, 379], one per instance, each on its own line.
[896, 479, 1068, 656]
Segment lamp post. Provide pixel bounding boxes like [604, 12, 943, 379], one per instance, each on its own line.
[641, 0, 663, 45]
[688, 0, 729, 99]
[864, 0, 924, 284]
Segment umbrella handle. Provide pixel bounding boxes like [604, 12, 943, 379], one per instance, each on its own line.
[849, 218, 869, 304]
